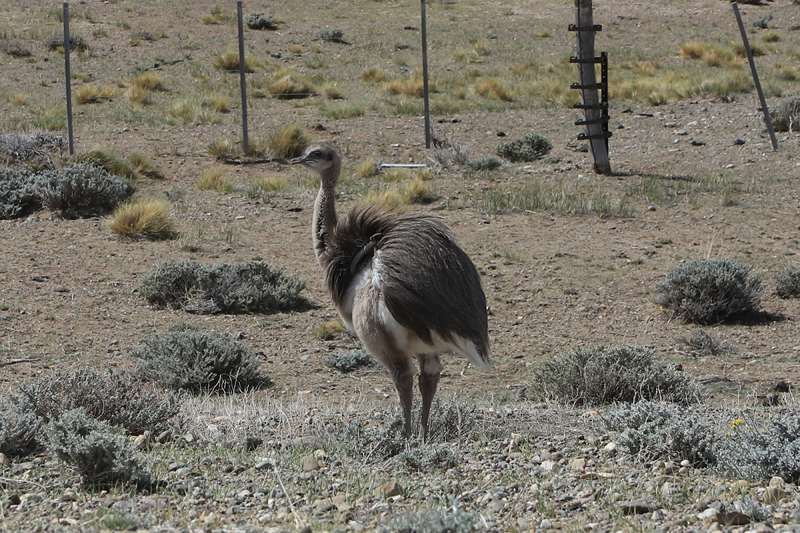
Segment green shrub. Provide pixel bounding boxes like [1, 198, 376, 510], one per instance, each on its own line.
[466, 157, 502, 172]
[532, 345, 701, 405]
[776, 266, 800, 298]
[496, 133, 551, 162]
[139, 260, 308, 314]
[246, 13, 277, 30]
[655, 259, 763, 324]
[319, 28, 346, 43]
[33, 164, 134, 218]
[772, 97, 800, 132]
[0, 167, 41, 219]
[324, 350, 374, 373]
[46, 34, 87, 52]
[0, 398, 43, 457]
[679, 329, 733, 356]
[18, 367, 182, 435]
[131, 325, 269, 393]
[383, 506, 478, 533]
[76, 149, 136, 180]
[398, 445, 459, 472]
[0, 132, 64, 166]
[46, 409, 150, 488]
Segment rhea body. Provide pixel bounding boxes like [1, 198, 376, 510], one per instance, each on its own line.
[292, 144, 490, 438]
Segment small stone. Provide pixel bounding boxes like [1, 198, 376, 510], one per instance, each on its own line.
[720, 510, 751, 526]
[0, 453, 8, 465]
[568, 458, 586, 471]
[539, 518, 553, 529]
[603, 442, 617, 454]
[647, 204, 657, 211]
[156, 430, 171, 443]
[763, 486, 785, 504]
[734, 138, 746, 145]
[302, 455, 320, 472]
[768, 476, 785, 489]
[690, 139, 706, 146]
[698, 507, 720, 523]
[133, 434, 147, 449]
[680, 459, 691, 467]
[378, 480, 403, 498]
[540, 460, 557, 472]
[255, 458, 273, 471]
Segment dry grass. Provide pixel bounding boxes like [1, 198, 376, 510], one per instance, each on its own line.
[679, 41, 742, 69]
[267, 124, 308, 159]
[168, 99, 218, 125]
[475, 79, 513, 101]
[777, 66, 799, 81]
[8, 93, 27, 106]
[205, 94, 232, 113]
[320, 102, 364, 120]
[356, 159, 379, 178]
[313, 320, 345, 340]
[361, 68, 388, 83]
[385, 76, 424, 98]
[196, 167, 233, 193]
[75, 84, 116, 104]
[366, 176, 436, 209]
[762, 31, 781, 43]
[214, 51, 257, 73]
[250, 176, 288, 194]
[128, 152, 164, 180]
[125, 85, 152, 106]
[267, 72, 316, 99]
[207, 138, 238, 161]
[201, 6, 228, 25]
[321, 84, 343, 100]
[131, 72, 164, 92]
[611, 65, 752, 105]
[109, 198, 177, 240]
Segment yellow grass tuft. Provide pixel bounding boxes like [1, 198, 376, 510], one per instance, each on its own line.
[356, 159, 379, 178]
[8, 93, 27, 106]
[207, 138, 238, 161]
[206, 94, 232, 113]
[251, 176, 288, 193]
[365, 177, 436, 209]
[77, 149, 135, 179]
[762, 31, 780, 43]
[214, 51, 257, 73]
[132, 72, 164, 91]
[361, 68, 388, 83]
[109, 198, 177, 240]
[268, 73, 316, 99]
[196, 167, 233, 193]
[202, 6, 228, 25]
[268, 124, 308, 159]
[128, 152, 164, 179]
[313, 320, 345, 340]
[680, 41, 741, 68]
[475, 79, 514, 101]
[385, 77, 424, 97]
[76, 84, 116, 104]
[321, 84, 343, 100]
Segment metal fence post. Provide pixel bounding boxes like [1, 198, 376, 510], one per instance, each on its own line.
[236, 1, 250, 155]
[420, 0, 432, 149]
[63, 2, 75, 155]
[732, 2, 778, 152]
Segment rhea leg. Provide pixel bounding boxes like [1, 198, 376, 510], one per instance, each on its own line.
[417, 354, 442, 441]
[389, 359, 415, 438]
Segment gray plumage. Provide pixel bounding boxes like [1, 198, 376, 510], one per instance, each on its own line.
[292, 143, 491, 438]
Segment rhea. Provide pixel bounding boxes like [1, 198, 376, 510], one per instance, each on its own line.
[292, 143, 490, 438]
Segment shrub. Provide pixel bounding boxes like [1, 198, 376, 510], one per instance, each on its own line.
[0, 167, 41, 219]
[0, 398, 42, 457]
[17, 367, 182, 435]
[679, 329, 733, 356]
[207, 139, 238, 162]
[466, 157, 502, 172]
[315, 320, 345, 340]
[325, 350, 374, 373]
[497, 133, 551, 162]
[532, 345, 701, 405]
[268, 124, 308, 159]
[131, 325, 268, 393]
[46, 409, 150, 488]
[432, 143, 469, 169]
[246, 13, 277, 30]
[383, 506, 478, 533]
[604, 401, 718, 467]
[320, 28, 346, 43]
[33, 164, 134, 218]
[0, 38, 32, 58]
[0, 132, 64, 166]
[109, 198, 177, 240]
[139, 260, 308, 314]
[715, 411, 800, 482]
[47, 34, 87, 52]
[398, 445, 459, 472]
[776, 266, 800, 298]
[655, 259, 763, 324]
[771, 98, 800, 132]
[76, 149, 136, 180]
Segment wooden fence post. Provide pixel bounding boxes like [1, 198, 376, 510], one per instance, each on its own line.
[420, 0, 432, 149]
[236, 1, 250, 155]
[571, 0, 610, 174]
[63, 2, 75, 155]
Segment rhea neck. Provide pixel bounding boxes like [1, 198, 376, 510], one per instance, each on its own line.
[312, 158, 341, 263]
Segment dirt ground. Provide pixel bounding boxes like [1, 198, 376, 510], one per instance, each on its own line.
[2, 0, 800, 405]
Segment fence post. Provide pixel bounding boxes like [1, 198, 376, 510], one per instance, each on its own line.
[420, 0, 432, 149]
[236, 1, 250, 155]
[62, 2, 75, 156]
[732, 2, 778, 152]
[571, 0, 611, 174]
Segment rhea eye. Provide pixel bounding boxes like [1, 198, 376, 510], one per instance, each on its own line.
[309, 150, 322, 159]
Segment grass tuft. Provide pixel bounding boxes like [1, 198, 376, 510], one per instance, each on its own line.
[109, 198, 177, 240]
[76, 84, 116, 105]
[268, 124, 308, 159]
[196, 166, 233, 193]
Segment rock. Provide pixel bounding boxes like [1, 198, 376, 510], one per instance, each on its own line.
[156, 430, 171, 443]
[133, 434, 148, 449]
[603, 442, 617, 454]
[619, 500, 659, 515]
[540, 460, 557, 472]
[568, 458, 586, 472]
[768, 476, 785, 489]
[301, 455, 320, 472]
[255, 458, 274, 471]
[378, 480, 403, 498]
[690, 139, 706, 146]
[719, 510, 751, 526]
[734, 138, 746, 145]
[244, 436, 263, 451]
[763, 486, 785, 504]
[698, 507, 720, 523]
[0, 453, 8, 465]
[539, 518, 553, 529]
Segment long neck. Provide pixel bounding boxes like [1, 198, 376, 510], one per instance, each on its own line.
[312, 166, 339, 264]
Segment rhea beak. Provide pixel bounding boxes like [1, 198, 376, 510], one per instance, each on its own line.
[289, 155, 307, 165]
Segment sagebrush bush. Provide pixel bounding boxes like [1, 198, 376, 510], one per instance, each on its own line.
[131, 325, 269, 393]
[246, 13, 277, 30]
[398, 445, 459, 472]
[76, 149, 136, 180]
[772, 97, 800, 132]
[382, 506, 478, 533]
[604, 401, 718, 467]
[679, 329, 733, 356]
[139, 260, 308, 314]
[497, 133, 551, 162]
[46, 409, 150, 488]
[319, 28, 345, 43]
[532, 345, 701, 405]
[655, 259, 763, 324]
[46, 34, 87, 52]
[33, 164, 134, 218]
[466, 157, 502, 172]
[0, 398, 43, 457]
[776, 266, 800, 298]
[0, 132, 64, 166]
[325, 350, 374, 373]
[0, 166, 41, 219]
[18, 367, 182, 435]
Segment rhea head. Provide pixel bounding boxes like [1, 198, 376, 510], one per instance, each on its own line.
[290, 143, 341, 186]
